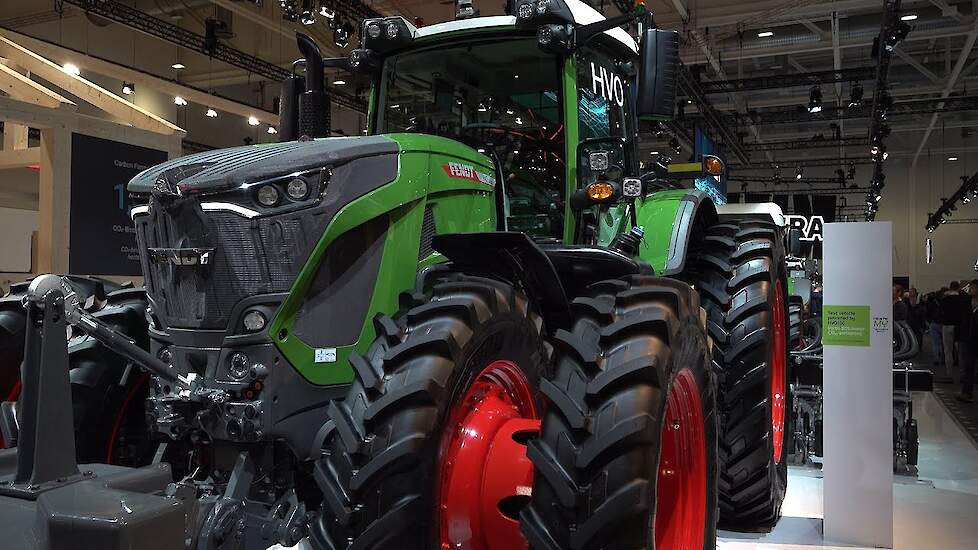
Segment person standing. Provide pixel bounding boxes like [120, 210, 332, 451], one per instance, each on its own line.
[927, 291, 946, 378]
[907, 287, 925, 345]
[941, 282, 963, 382]
[955, 280, 978, 402]
[893, 285, 909, 322]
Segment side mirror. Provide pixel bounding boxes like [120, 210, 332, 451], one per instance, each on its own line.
[637, 28, 679, 121]
[788, 228, 803, 257]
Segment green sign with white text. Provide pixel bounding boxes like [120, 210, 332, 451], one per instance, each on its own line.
[823, 305, 871, 347]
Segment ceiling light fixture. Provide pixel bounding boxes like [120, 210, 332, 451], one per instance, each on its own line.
[318, 2, 335, 18]
[267, 126, 278, 135]
[171, 62, 186, 70]
[333, 79, 346, 85]
[206, 108, 218, 118]
[121, 82, 135, 95]
[248, 116, 260, 126]
[174, 96, 188, 106]
[948, 156, 959, 161]
[758, 31, 774, 38]
[900, 14, 917, 21]
[62, 62, 80, 76]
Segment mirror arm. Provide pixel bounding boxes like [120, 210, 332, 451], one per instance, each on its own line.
[322, 57, 352, 71]
[573, 10, 652, 48]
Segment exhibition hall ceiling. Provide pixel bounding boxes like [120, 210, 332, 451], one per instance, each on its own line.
[0, 1, 976, 158]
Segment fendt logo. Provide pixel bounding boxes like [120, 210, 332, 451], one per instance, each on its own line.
[148, 248, 215, 267]
[786, 215, 824, 242]
[590, 62, 625, 107]
[442, 162, 496, 186]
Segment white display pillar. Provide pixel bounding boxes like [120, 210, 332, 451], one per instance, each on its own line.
[822, 222, 893, 548]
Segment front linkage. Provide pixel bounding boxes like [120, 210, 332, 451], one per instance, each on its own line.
[0, 275, 308, 550]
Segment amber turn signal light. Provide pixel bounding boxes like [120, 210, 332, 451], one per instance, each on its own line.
[586, 181, 615, 201]
[703, 155, 724, 176]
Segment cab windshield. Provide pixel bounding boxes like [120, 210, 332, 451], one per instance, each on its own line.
[377, 37, 566, 238]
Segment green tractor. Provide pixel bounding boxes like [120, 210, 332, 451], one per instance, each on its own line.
[0, 1, 790, 548]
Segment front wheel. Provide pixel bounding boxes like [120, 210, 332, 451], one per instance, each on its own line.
[311, 273, 548, 550]
[521, 276, 718, 549]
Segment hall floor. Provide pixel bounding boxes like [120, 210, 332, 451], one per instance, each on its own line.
[718, 391, 978, 549]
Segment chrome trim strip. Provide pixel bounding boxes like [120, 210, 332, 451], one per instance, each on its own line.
[129, 205, 150, 220]
[201, 202, 260, 218]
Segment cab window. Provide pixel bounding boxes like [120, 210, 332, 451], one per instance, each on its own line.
[378, 38, 566, 239]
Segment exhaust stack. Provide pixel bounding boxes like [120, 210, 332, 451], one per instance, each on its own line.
[295, 32, 331, 139]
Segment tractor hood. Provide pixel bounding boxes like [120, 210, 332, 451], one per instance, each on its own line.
[127, 136, 399, 197]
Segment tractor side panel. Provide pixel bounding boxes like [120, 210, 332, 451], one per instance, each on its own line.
[634, 189, 715, 275]
[425, 149, 497, 239]
[271, 137, 499, 386]
[633, 189, 687, 272]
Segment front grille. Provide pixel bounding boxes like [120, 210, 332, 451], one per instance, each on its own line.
[134, 200, 321, 330]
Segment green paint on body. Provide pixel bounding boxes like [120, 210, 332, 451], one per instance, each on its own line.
[562, 56, 580, 243]
[270, 134, 496, 385]
[633, 189, 688, 272]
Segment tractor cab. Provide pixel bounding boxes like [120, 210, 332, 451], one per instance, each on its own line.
[332, 0, 680, 245]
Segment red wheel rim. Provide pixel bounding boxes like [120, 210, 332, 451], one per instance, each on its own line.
[655, 368, 708, 549]
[771, 281, 787, 464]
[437, 360, 538, 550]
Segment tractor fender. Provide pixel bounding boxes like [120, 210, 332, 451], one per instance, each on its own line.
[432, 233, 574, 331]
[636, 189, 718, 276]
[715, 202, 788, 227]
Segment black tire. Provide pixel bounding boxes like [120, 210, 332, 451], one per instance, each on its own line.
[521, 276, 718, 550]
[69, 287, 153, 465]
[310, 273, 548, 550]
[685, 219, 789, 530]
[0, 276, 120, 397]
[1, 281, 152, 464]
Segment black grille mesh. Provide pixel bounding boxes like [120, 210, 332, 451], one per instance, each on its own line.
[418, 206, 436, 261]
[135, 204, 321, 329]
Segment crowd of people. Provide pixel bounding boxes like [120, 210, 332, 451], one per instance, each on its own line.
[898, 280, 978, 403]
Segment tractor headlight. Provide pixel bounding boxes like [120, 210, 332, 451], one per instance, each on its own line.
[514, 0, 572, 29]
[588, 152, 610, 172]
[361, 16, 417, 53]
[286, 177, 309, 200]
[537, 24, 572, 53]
[622, 178, 643, 197]
[242, 310, 267, 332]
[256, 184, 280, 207]
[228, 352, 251, 380]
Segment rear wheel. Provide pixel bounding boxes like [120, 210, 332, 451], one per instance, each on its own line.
[686, 219, 789, 530]
[521, 276, 718, 549]
[311, 273, 548, 550]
